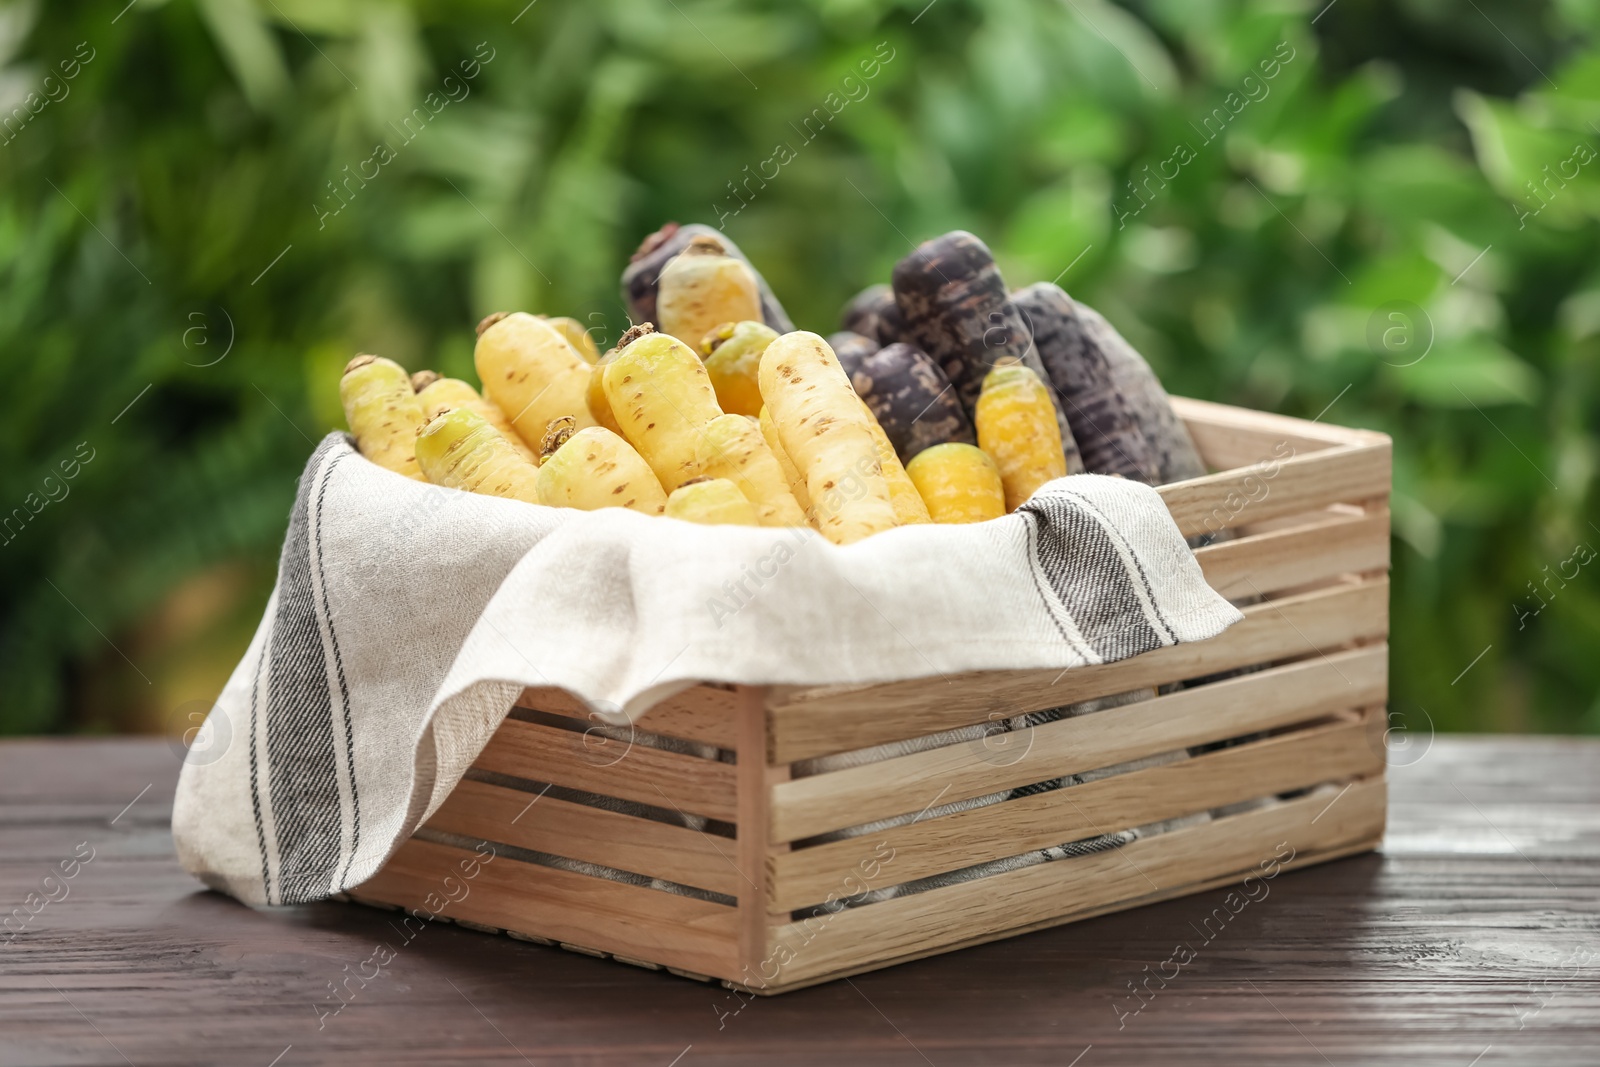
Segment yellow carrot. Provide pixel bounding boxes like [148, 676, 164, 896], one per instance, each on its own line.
[696, 414, 807, 528]
[759, 331, 897, 544]
[414, 407, 542, 505]
[664, 478, 760, 526]
[543, 316, 601, 363]
[416, 376, 540, 465]
[700, 320, 777, 418]
[759, 405, 811, 515]
[536, 421, 667, 514]
[657, 236, 763, 350]
[340, 354, 426, 480]
[906, 443, 1005, 524]
[975, 361, 1068, 511]
[585, 348, 625, 435]
[474, 311, 596, 452]
[861, 409, 931, 525]
[602, 324, 724, 491]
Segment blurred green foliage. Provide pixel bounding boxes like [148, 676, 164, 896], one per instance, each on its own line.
[1, 0, 1596, 735]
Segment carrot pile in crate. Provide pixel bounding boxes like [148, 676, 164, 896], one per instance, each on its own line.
[339, 223, 1207, 542]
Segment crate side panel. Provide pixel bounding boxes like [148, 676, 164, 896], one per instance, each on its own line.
[755, 777, 1386, 989]
[769, 645, 1386, 842]
[353, 838, 740, 980]
[770, 709, 1382, 909]
[737, 834, 1382, 995]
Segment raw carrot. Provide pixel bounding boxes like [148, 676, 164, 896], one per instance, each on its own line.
[759, 331, 898, 544]
[340, 354, 427, 480]
[585, 348, 626, 435]
[759, 405, 812, 515]
[826, 330, 880, 379]
[1066, 297, 1206, 484]
[474, 312, 596, 451]
[414, 407, 542, 505]
[623, 222, 795, 334]
[840, 283, 905, 346]
[657, 236, 763, 349]
[905, 443, 1005, 524]
[415, 375, 540, 465]
[1011, 282, 1164, 483]
[536, 419, 667, 514]
[700, 320, 777, 418]
[974, 361, 1067, 510]
[890, 231, 1083, 473]
[861, 413, 930, 525]
[602, 324, 724, 491]
[665, 478, 761, 526]
[696, 414, 807, 528]
[846, 341, 975, 464]
[543, 316, 602, 364]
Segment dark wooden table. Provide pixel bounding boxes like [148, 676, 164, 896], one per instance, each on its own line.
[2, 737, 1596, 1066]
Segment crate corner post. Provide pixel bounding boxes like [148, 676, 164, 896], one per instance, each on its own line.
[734, 683, 792, 994]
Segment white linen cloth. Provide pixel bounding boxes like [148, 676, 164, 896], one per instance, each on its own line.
[172, 433, 1241, 906]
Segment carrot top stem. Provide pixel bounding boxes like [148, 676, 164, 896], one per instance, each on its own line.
[540, 415, 578, 461]
[475, 311, 510, 337]
[618, 322, 656, 348]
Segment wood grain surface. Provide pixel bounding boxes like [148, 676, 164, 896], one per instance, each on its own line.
[766, 581, 1389, 762]
[2, 736, 1597, 1066]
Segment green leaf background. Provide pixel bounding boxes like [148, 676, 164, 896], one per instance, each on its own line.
[1, 0, 1596, 736]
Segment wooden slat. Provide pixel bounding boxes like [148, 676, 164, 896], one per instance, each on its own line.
[1156, 440, 1391, 539]
[769, 644, 1386, 842]
[516, 685, 737, 750]
[1194, 508, 1390, 600]
[754, 776, 1386, 989]
[474, 717, 738, 823]
[741, 836, 1384, 996]
[770, 709, 1383, 909]
[422, 778, 740, 897]
[767, 578, 1390, 763]
[354, 838, 739, 979]
[735, 686, 784, 980]
[1234, 501, 1365, 537]
[1173, 395, 1380, 470]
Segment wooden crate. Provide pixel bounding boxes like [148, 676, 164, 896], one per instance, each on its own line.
[351, 398, 1392, 994]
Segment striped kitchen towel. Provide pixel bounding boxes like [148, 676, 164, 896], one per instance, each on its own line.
[172, 433, 1241, 907]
